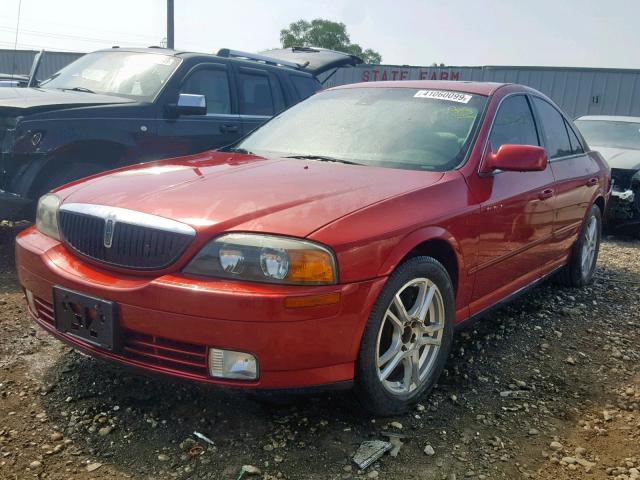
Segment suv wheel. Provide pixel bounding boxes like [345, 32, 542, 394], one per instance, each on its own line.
[40, 162, 104, 195]
[354, 256, 454, 416]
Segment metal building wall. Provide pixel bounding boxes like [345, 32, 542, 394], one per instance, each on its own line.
[0, 49, 83, 81]
[2, 48, 640, 119]
[325, 65, 640, 118]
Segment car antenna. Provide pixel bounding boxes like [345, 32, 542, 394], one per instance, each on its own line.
[10, 0, 22, 79]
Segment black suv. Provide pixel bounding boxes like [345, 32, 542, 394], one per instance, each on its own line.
[0, 46, 361, 219]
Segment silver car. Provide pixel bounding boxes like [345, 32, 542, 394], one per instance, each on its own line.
[575, 115, 640, 234]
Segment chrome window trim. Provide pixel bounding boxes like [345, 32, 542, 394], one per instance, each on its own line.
[59, 203, 196, 236]
[547, 152, 586, 163]
[239, 114, 271, 119]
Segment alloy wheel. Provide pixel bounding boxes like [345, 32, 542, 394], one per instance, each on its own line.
[375, 278, 445, 395]
[581, 214, 598, 276]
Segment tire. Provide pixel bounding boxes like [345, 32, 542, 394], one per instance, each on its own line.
[354, 256, 455, 416]
[21, 162, 104, 219]
[557, 204, 602, 287]
[38, 162, 104, 197]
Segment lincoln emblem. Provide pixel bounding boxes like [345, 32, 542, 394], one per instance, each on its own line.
[104, 217, 115, 248]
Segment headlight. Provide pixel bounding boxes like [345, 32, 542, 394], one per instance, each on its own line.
[184, 233, 337, 285]
[35, 193, 61, 240]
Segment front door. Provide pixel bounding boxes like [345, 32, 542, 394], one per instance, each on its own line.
[156, 63, 242, 158]
[470, 94, 556, 310]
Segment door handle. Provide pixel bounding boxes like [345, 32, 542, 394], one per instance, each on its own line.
[586, 177, 598, 187]
[220, 124, 239, 134]
[538, 188, 554, 200]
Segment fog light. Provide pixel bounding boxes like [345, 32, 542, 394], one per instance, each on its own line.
[208, 348, 258, 380]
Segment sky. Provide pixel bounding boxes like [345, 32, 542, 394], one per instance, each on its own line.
[1, 0, 639, 68]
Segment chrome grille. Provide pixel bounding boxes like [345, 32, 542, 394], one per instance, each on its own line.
[58, 206, 195, 270]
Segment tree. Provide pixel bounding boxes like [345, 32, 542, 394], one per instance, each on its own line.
[280, 19, 382, 64]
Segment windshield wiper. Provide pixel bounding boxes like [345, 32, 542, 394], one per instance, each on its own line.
[285, 154, 361, 165]
[61, 87, 95, 94]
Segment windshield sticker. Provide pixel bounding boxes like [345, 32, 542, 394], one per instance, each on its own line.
[414, 90, 472, 103]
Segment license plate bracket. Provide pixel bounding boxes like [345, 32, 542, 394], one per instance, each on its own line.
[53, 286, 120, 352]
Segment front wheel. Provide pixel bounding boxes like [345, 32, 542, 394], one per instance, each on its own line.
[38, 162, 104, 197]
[354, 256, 454, 416]
[557, 203, 602, 287]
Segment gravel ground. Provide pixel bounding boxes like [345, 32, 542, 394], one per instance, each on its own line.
[1, 222, 639, 480]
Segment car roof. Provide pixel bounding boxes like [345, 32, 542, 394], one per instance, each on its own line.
[95, 47, 186, 56]
[575, 115, 640, 123]
[329, 80, 508, 96]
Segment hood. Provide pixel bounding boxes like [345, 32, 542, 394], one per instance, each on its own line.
[58, 151, 443, 238]
[259, 47, 363, 75]
[592, 145, 640, 170]
[0, 87, 134, 114]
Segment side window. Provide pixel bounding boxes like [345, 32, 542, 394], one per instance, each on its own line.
[290, 75, 319, 100]
[238, 71, 274, 116]
[269, 73, 286, 113]
[180, 69, 231, 114]
[489, 95, 539, 153]
[532, 98, 573, 158]
[565, 120, 584, 155]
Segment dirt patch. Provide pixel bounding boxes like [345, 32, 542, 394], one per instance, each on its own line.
[1, 224, 639, 479]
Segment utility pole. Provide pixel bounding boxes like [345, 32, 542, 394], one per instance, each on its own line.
[167, 0, 174, 49]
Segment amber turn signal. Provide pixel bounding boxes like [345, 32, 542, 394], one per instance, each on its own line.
[286, 249, 336, 284]
[284, 292, 341, 309]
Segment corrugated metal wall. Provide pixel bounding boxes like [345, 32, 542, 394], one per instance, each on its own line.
[2, 48, 639, 119]
[325, 65, 640, 118]
[0, 49, 83, 81]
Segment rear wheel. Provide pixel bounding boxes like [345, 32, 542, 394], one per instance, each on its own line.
[354, 256, 454, 416]
[557, 204, 601, 287]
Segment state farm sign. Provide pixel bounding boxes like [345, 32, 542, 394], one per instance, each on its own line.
[361, 69, 462, 82]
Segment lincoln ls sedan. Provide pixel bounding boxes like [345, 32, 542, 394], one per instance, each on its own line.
[16, 80, 609, 415]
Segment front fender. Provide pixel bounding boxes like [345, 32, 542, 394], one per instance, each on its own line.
[16, 117, 140, 157]
[377, 225, 466, 279]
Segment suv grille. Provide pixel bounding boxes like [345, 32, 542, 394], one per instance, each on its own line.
[59, 210, 194, 270]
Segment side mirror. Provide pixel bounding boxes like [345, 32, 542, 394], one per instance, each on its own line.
[481, 144, 548, 173]
[168, 93, 207, 116]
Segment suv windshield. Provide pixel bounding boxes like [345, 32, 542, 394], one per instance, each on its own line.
[39, 51, 181, 101]
[575, 119, 640, 150]
[237, 87, 488, 171]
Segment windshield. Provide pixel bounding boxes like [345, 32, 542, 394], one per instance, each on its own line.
[39, 51, 181, 101]
[575, 119, 640, 150]
[237, 87, 488, 171]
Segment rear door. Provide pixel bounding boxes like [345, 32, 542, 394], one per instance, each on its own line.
[156, 62, 242, 157]
[288, 73, 322, 102]
[233, 65, 285, 136]
[530, 97, 601, 257]
[471, 94, 556, 305]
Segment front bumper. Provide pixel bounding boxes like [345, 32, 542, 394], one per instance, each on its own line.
[15, 227, 386, 389]
[607, 188, 640, 233]
[0, 188, 32, 220]
[606, 168, 640, 232]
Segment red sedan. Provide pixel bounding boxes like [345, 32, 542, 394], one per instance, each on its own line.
[15, 81, 609, 415]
